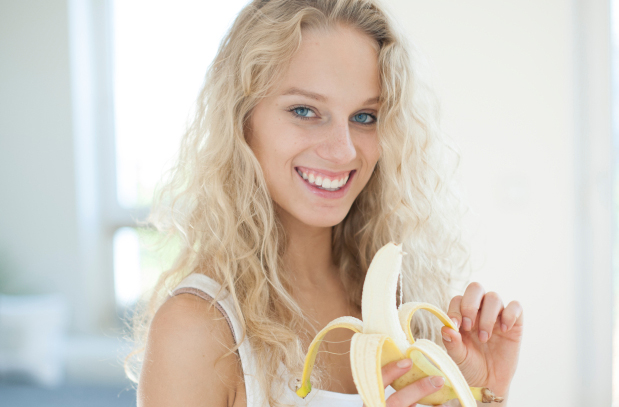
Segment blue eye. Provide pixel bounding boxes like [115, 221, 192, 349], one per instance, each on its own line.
[291, 107, 315, 118]
[352, 113, 376, 124]
[294, 107, 309, 116]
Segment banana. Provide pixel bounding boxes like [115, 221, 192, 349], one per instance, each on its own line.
[296, 243, 504, 406]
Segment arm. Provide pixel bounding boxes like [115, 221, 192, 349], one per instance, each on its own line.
[137, 293, 243, 407]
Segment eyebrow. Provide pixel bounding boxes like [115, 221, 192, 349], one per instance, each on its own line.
[281, 87, 380, 106]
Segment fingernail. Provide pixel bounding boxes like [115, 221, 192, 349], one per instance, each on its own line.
[501, 323, 508, 332]
[442, 332, 452, 342]
[429, 376, 445, 388]
[397, 359, 412, 368]
[451, 318, 459, 329]
[479, 330, 488, 342]
[462, 317, 472, 331]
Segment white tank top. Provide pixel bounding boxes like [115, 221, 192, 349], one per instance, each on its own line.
[169, 273, 397, 407]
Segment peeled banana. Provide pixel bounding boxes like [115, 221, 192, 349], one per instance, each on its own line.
[296, 243, 503, 406]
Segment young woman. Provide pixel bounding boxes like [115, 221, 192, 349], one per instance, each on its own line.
[126, 1, 523, 406]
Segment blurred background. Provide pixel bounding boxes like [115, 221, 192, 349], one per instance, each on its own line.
[0, 0, 616, 406]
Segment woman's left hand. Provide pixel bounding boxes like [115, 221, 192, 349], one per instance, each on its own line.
[441, 282, 524, 400]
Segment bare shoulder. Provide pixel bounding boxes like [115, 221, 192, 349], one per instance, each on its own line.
[137, 293, 244, 407]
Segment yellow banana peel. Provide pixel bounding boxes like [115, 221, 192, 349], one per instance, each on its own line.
[296, 243, 503, 406]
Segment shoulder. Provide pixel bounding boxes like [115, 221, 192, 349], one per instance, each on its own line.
[137, 292, 244, 407]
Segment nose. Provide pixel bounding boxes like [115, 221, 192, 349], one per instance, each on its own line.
[315, 118, 357, 165]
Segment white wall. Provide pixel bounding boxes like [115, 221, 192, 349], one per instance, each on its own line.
[0, 0, 120, 337]
[0, 1, 82, 311]
[0, 0, 132, 385]
[388, 0, 611, 406]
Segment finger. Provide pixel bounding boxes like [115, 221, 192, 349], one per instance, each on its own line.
[381, 358, 413, 387]
[385, 375, 445, 407]
[460, 282, 485, 331]
[500, 300, 524, 332]
[477, 291, 504, 342]
[441, 326, 467, 365]
[447, 295, 463, 330]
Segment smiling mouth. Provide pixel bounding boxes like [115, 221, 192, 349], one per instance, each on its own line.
[295, 167, 354, 191]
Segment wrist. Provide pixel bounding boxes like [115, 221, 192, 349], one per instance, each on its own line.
[490, 386, 509, 406]
[477, 398, 507, 407]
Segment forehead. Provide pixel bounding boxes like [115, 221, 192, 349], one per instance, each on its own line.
[274, 24, 380, 104]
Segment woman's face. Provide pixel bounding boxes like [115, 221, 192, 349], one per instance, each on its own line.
[247, 24, 381, 229]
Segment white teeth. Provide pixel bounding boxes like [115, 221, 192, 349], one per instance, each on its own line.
[297, 169, 352, 191]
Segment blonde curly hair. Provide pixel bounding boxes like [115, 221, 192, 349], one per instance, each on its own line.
[123, 0, 469, 405]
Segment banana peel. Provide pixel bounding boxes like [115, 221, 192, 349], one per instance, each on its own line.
[296, 243, 504, 406]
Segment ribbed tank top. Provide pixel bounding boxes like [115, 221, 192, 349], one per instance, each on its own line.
[169, 273, 397, 407]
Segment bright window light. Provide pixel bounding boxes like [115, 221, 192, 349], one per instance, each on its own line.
[113, 227, 183, 309]
[111, 1, 249, 307]
[113, 227, 141, 308]
[112, 0, 250, 208]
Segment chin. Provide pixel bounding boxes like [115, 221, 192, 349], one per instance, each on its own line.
[297, 208, 351, 228]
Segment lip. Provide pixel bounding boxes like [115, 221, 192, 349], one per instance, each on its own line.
[295, 166, 353, 179]
[295, 167, 356, 199]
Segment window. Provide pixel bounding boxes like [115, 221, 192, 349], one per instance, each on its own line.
[110, 0, 250, 310]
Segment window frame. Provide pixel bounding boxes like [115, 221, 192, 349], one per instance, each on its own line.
[70, 0, 149, 335]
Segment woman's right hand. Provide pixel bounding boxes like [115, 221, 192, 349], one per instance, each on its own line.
[365, 358, 446, 407]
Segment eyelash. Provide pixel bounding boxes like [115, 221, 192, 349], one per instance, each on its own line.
[288, 105, 377, 126]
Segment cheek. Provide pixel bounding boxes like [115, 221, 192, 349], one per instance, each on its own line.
[355, 135, 380, 189]
[249, 113, 283, 165]
[251, 126, 306, 182]
[359, 133, 381, 166]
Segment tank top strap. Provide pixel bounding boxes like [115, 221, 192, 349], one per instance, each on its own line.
[169, 273, 268, 407]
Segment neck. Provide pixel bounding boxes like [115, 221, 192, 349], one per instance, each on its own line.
[279, 211, 339, 288]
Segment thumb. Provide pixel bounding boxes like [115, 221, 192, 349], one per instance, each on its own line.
[441, 326, 467, 365]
